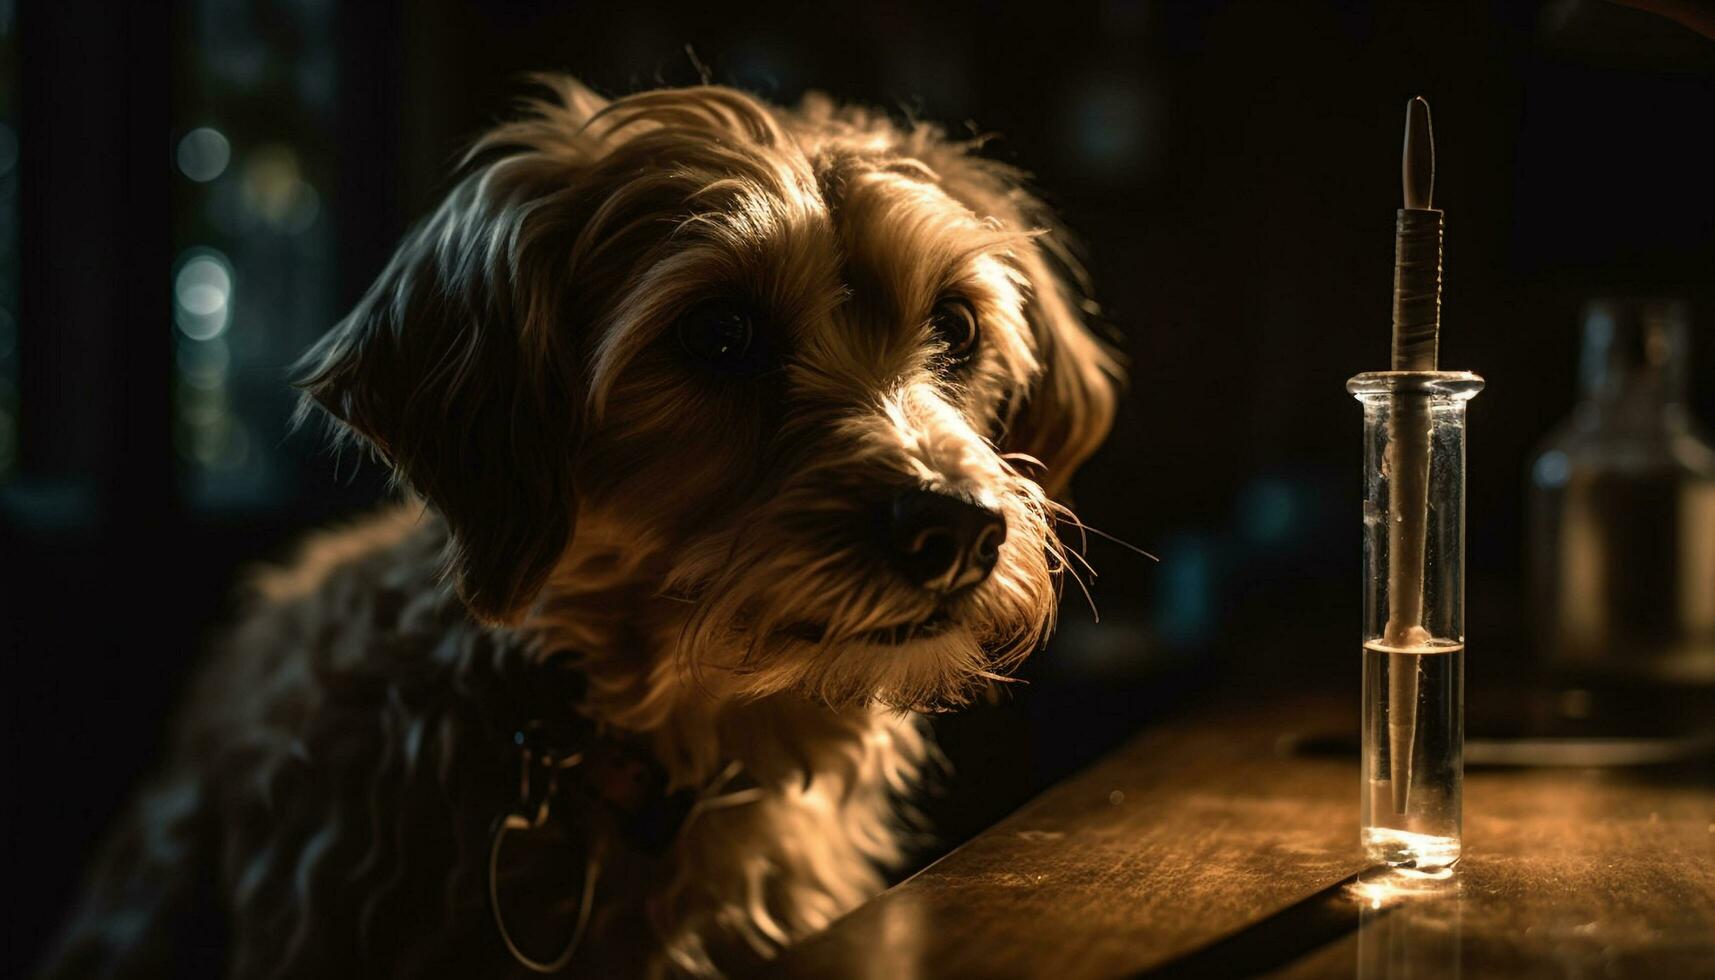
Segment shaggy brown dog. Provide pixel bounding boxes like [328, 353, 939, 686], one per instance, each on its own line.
[42, 77, 1120, 978]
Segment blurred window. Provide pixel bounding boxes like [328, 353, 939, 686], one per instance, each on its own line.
[174, 0, 337, 509]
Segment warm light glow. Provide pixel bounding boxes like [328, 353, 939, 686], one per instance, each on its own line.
[240, 145, 320, 233]
[1348, 864, 1457, 910]
[1361, 826, 1461, 873]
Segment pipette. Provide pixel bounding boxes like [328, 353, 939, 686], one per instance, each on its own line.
[1349, 96, 1483, 872]
[1386, 96, 1440, 813]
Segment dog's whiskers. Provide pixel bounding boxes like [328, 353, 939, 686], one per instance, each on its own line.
[1058, 534, 1101, 581]
[1058, 549, 1101, 624]
[1049, 500, 1159, 562]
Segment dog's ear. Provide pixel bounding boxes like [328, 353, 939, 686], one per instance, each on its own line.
[1001, 227, 1123, 498]
[295, 83, 611, 623]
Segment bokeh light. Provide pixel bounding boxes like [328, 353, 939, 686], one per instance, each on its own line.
[175, 335, 230, 391]
[1063, 72, 1157, 180]
[173, 249, 233, 340]
[1238, 476, 1297, 546]
[177, 127, 231, 183]
[239, 144, 319, 234]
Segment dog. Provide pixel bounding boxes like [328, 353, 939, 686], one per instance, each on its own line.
[41, 76, 1121, 978]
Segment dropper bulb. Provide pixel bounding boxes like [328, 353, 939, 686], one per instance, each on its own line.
[1403, 96, 1435, 211]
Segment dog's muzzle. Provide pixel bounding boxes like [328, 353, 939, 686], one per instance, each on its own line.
[887, 487, 1006, 595]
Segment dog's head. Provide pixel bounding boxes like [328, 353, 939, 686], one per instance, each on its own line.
[298, 77, 1121, 708]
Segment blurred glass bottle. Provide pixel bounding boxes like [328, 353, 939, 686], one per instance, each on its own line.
[1528, 299, 1715, 685]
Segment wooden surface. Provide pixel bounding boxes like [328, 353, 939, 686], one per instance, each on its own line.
[768, 691, 1715, 979]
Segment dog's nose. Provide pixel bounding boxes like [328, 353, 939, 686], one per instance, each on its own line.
[889, 488, 1007, 594]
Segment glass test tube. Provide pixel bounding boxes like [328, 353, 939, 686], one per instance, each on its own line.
[1350, 370, 1483, 872]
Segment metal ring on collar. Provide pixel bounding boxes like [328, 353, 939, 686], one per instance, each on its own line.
[487, 810, 603, 974]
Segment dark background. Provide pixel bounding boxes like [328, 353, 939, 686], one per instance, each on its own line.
[3, 1, 1711, 973]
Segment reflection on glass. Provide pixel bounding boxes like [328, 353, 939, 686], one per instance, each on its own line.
[1349, 867, 1463, 979]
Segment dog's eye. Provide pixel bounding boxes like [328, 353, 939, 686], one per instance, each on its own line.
[676, 300, 766, 374]
[929, 298, 979, 366]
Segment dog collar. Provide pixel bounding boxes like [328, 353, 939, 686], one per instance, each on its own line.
[487, 654, 758, 973]
[491, 646, 706, 854]
[504, 713, 696, 855]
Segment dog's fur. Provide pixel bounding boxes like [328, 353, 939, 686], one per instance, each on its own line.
[41, 77, 1120, 978]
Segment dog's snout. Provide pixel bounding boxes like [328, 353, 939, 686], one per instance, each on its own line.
[888, 489, 1006, 594]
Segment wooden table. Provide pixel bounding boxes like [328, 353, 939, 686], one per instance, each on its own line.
[768, 690, 1715, 978]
